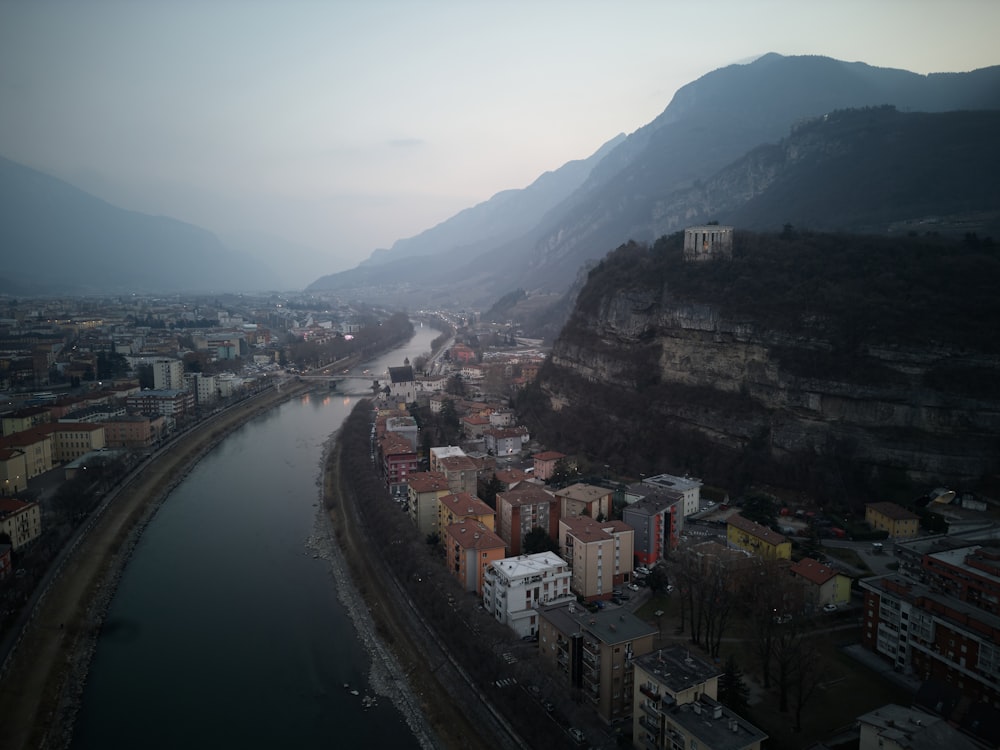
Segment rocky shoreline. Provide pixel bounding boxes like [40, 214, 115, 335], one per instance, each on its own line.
[307, 433, 439, 749]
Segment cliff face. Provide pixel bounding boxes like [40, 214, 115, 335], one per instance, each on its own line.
[535, 234, 1000, 497]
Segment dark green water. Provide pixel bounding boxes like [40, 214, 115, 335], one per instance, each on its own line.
[71, 327, 438, 749]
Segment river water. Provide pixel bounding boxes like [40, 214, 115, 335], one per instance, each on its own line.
[70, 325, 440, 750]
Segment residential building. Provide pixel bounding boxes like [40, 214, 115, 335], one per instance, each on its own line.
[379, 432, 419, 497]
[623, 493, 683, 567]
[0, 448, 27, 495]
[726, 514, 791, 560]
[0, 543, 11, 580]
[482, 551, 573, 638]
[437, 491, 495, 539]
[632, 646, 767, 750]
[151, 357, 185, 390]
[492, 467, 532, 490]
[34, 422, 107, 462]
[444, 520, 506, 596]
[102, 415, 164, 450]
[555, 482, 613, 521]
[483, 426, 529, 457]
[532, 451, 566, 481]
[538, 602, 657, 724]
[559, 516, 635, 600]
[0, 498, 42, 550]
[866, 502, 920, 539]
[126, 389, 195, 418]
[462, 414, 491, 439]
[436, 454, 480, 496]
[642, 473, 703, 517]
[496, 482, 560, 556]
[2, 405, 52, 437]
[921, 544, 1000, 616]
[406, 471, 451, 538]
[385, 415, 419, 452]
[0, 430, 54, 478]
[857, 704, 979, 750]
[790, 557, 852, 610]
[860, 574, 1000, 705]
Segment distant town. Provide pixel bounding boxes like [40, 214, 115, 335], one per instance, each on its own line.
[2, 292, 998, 750]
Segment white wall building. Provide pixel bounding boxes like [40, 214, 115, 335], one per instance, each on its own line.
[482, 551, 574, 638]
[151, 358, 185, 391]
[642, 473, 703, 516]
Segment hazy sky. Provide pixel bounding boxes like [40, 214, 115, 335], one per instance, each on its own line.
[1, 1, 997, 286]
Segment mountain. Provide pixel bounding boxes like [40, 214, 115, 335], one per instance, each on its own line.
[306, 53, 1000, 313]
[306, 134, 625, 303]
[0, 156, 274, 295]
[520, 230, 1000, 504]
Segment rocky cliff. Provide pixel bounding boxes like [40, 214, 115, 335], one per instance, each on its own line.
[529, 232, 1000, 501]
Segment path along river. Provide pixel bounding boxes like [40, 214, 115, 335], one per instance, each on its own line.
[70, 325, 440, 750]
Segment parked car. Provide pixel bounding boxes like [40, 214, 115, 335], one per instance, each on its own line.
[568, 727, 586, 745]
[628, 583, 640, 591]
[823, 603, 838, 612]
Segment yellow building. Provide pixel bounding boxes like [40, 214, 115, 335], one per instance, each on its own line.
[35, 423, 107, 463]
[437, 491, 495, 540]
[0, 448, 28, 496]
[1, 406, 52, 437]
[633, 646, 767, 750]
[865, 502, 920, 539]
[0, 430, 54, 479]
[726, 514, 791, 560]
[0, 498, 42, 550]
[790, 556, 853, 610]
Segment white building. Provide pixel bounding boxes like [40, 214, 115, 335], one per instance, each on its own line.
[482, 551, 574, 638]
[151, 358, 185, 391]
[642, 473, 702, 517]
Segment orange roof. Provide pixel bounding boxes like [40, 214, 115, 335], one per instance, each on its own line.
[407, 471, 450, 494]
[532, 451, 566, 462]
[790, 557, 838, 585]
[440, 492, 494, 518]
[866, 501, 919, 521]
[498, 483, 556, 508]
[446, 520, 505, 551]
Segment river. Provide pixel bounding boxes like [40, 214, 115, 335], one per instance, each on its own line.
[70, 325, 440, 750]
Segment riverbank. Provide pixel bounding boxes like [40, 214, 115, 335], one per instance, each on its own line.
[322, 406, 498, 750]
[0, 379, 314, 750]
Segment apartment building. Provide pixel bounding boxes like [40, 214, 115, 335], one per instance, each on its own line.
[0, 498, 42, 551]
[633, 646, 767, 750]
[151, 357, 185, 390]
[558, 516, 634, 601]
[406, 471, 452, 538]
[0, 448, 27, 495]
[556, 482, 613, 521]
[0, 430, 53, 478]
[531, 451, 566, 481]
[866, 502, 920, 539]
[437, 491, 495, 539]
[538, 602, 656, 724]
[126, 389, 195, 418]
[622, 493, 683, 567]
[726, 514, 791, 560]
[860, 574, 1000, 706]
[34, 422, 106, 462]
[496, 482, 560, 556]
[379, 432, 418, 497]
[482, 552, 573, 638]
[790, 556, 852, 610]
[444, 519, 506, 596]
[642, 473, 703, 517]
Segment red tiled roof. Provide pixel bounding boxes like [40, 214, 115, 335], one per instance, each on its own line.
[790, 557, 837, 585]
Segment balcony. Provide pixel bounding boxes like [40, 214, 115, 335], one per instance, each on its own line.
[638, 716, 660, 736]
[639, 684, 660, 701]
[641, 700, 661, 718]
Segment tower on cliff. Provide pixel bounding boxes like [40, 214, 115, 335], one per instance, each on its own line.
[684, 225, 733, 262]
